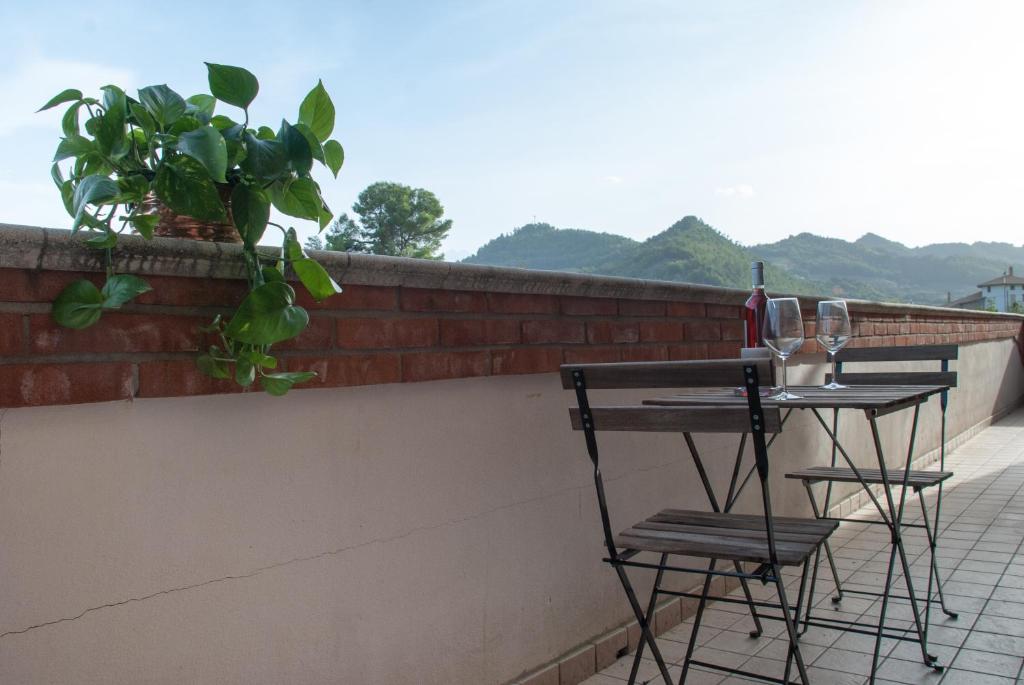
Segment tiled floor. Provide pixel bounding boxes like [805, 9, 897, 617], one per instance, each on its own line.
[583, 408, 1024, 684]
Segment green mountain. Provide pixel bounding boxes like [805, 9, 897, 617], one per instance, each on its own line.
[463, 217, 1023, 305]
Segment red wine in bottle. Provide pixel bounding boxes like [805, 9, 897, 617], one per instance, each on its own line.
[743, 261, 767, 348]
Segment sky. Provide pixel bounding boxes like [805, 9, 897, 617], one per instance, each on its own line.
[1, 1, 1022, 260]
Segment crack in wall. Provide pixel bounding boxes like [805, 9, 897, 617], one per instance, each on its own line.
[0, 474, 622, 641]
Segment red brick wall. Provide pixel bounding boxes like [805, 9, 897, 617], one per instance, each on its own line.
[0, 267, 1021, 408]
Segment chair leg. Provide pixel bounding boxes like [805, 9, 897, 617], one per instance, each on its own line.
[614, 564, 673, 685]
[773, 564, 810, 685]
[918, 489, 958, 620]
[678, 560, 716, 685]
[627, 553, 669, 684]
[732, 560, 765, 637]
[785, 560, 812, 682]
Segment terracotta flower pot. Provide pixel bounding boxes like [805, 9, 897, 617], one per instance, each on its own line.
[138, 185, 241, 244]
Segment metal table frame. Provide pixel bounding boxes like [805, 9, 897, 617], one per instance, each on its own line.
[644, 385, 950, 682]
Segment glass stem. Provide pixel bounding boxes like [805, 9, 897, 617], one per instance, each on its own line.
[781, 356, 788, 394]
[830, 352, 838, 386]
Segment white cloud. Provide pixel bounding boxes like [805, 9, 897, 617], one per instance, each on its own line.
[715, 184, 754, 198]
[603, 175, 624, 184]
[0, 59, 136, 137]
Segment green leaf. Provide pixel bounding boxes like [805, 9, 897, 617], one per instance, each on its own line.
[100, 274, 151, 308]
[256, 126, 276, 141]
[138, 84, 187, 129]
[52, 280, 103, 329]
[322, 139, 344, 177]
[205, 63, 259, 110]
[260, 371, 316, 396]
[129, 214, 159, 239]
[186, 94, 217, 117]
[239, 133, 287, 183]
[292, 123, 324, 163]
[196, 354, 231, 380]
[261, 265, 285, 283]
[154, 156, 228, 222]
[61, 103, 82, 136]
[85, 230, 118, 249]
[128, 102, 157, 136]
[298, 80, 335, 142]
[271, 177, 322, 221]
[59, 180, 74, 217]
[235, 358, 256, 387]
[94, 88, 128, 159]
[168, 115, 203, 136]
[50, 162, 64, 188]
[115, 174, 150, 204]
[230, 182, 270, 247]
[53, 135, 93, 162]
[38, 88, 82, 112]
[293, 258, 342, 302]
[278, 120, 312, 173]
[176, 126, 228, 183]
[224, 281, 309, 345]
[284, 229, 305, 261]
[210, 115, 239, 131]
[71, 175, 119, 231]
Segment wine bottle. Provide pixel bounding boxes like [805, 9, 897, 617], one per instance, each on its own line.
[743, 261, 767, 348]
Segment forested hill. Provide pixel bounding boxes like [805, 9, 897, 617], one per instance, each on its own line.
[463, 217, 1023, 305]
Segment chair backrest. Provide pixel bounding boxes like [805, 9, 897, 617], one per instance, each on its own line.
[832, 344, 958, 388]
[561, 358, 781, 434]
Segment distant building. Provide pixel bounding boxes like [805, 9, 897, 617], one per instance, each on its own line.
[947, 290, 985, 310]
[977, 266, 1024, 312]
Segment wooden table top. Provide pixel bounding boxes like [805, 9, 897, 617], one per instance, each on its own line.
[643, 385, 947, 413]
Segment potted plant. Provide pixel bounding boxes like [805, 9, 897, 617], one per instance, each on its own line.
[40, 63, 345, 395]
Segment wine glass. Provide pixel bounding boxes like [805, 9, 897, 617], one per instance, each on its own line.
[816, 300, 852, 390]
[762, 298, 804, 400]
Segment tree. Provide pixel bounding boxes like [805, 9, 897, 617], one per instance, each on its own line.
[306, 181, 452, 259]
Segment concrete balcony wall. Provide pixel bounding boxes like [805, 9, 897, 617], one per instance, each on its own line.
[0, 225, 1021, 684]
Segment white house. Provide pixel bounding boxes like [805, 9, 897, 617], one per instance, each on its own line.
[978, 266, 1024, 312]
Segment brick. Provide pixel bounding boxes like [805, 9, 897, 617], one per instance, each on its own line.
[440, 319, 520, 346]
[487, 292, 558, 314]
[135, 275, 247, 307]
[283, 353, 401, 388]
[706, 304, 741, 319]
[492, 347, 562, 375]
[522, 320, 585, 344]
[668, 343, 709, 360]
[560, 297, 617, 316]
[618, 299, 666, 317]
[337, 317, 438, 349]
[305, 284, 397, 311]
[0, 313, 24, 356]
[0, 362, 133, 407]
[402, 350, 490, 382]
[29, 313, 204, 354]
[273, 316, 334, 350]
[621, 345, 668, 362]
[400, 288, 486, 313]
[0, 269, 101, 303]
[667, 301, 706, 318]
[639, 320, 684, 343]
[594, 628, 628, 670]
[563, 346, 620, 364]
[685, 320, 721, 341]
[137, 360, 243, 398]
[720, 319, 744, 341]
[558, 645, 595, 685]
[707, 341, 742, 359]
[586, 321, 639, 344]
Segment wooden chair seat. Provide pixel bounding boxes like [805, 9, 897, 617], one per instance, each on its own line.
[615, 508, 838, 567]
[785, 466, 952, 490]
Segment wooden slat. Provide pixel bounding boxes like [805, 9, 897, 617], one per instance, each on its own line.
[559, 358, 771, 390]
[615, 529, 813, 566]
[635, 520, 825, 545]
[829, 371, 957, 388]
[785, 466, 952, 488]
[653, 509, 838, 537]
[642, 385, 946, 410]
[836, 344, 958, 363]
[569, 406, 782, 433]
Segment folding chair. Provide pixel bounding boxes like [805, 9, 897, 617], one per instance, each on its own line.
[563, 359, 837, 684]
[785, 344, 959, 641]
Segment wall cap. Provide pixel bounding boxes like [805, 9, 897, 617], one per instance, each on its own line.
[2, 223, 1021, 321]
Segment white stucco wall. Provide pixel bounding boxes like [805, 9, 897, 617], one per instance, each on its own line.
[0, 339, 1021, 684]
